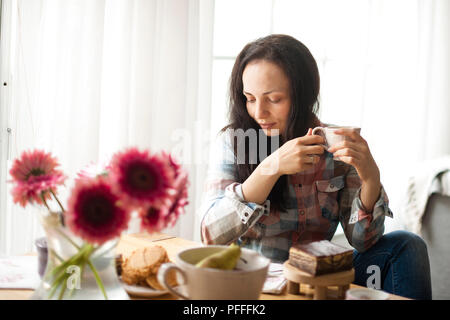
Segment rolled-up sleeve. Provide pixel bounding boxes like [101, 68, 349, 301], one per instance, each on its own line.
[199, 132, 270, 245]
[339, 166, 393, 253]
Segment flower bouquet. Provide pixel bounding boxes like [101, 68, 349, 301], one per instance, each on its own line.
[9, 148, 189, 300]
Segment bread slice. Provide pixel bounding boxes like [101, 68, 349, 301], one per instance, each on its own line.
[288, 240, 353, 276]
[121, 245, 169, 285]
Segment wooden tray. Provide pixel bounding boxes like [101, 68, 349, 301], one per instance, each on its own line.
[283, 261, 354, 300]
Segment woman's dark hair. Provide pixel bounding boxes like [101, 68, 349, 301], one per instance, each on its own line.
[221, 34, 320, 211]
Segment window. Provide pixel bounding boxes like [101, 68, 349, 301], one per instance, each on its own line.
[210, 0, 439, 238]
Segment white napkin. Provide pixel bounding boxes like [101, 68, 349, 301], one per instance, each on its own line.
[0, 256, 40, 289]
[262, 262, 287, 294]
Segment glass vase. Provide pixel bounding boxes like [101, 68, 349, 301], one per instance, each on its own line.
[31, 210, 129, 300]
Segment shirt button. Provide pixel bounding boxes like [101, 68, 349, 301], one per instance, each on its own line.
[300, 210, 305, 216]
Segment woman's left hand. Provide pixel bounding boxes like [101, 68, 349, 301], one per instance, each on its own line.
[327, 129, 380, 184]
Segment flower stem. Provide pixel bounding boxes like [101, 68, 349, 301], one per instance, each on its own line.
[40, 192, 51, 211]
[47, 280, 60, 300]
[50, 249, 64, 263]
[45, 243, 108, 300]
[58, 278, 68, 300]
[45, 244, 88, 281]
[96, 239, 119, 258]
[46, 244, 91, 299]
[87, 259, 108, 300]
[48, 259, 76, 299]
[50, 189, 66, 213]
[55, 228, 81, 250]
[68, 263, 84, 299]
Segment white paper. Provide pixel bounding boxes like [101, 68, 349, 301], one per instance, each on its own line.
[262, 262, 287, 294]
[0, 256, 40, 289]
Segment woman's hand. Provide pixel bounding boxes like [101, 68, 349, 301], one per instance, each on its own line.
[243, 129, 324, 204]
[265, 128, 325, 177]
[326, 129, 380, 184]
[327, 128, 381, 211]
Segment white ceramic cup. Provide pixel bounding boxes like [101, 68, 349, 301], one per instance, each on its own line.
[312, 126, 361, 149]
[312, 126, 361, 161]
[157, 245, 270, 300]
[345, 288, 390, 300]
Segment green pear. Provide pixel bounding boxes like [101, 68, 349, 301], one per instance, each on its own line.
[195, 243, 241, 270]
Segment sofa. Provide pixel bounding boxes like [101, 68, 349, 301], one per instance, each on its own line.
[421, 193, 450, 300]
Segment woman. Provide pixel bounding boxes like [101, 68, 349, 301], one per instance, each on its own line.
[199, 34, 431, 300]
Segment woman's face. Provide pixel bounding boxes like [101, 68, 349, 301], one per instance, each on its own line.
[242, 59, 291, 136]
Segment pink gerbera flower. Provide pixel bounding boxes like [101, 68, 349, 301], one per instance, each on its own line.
[159, 151, 182, 176]
[164, 170, 189, 228]
[109, 148, 175, 209]
[158, 152, 189, 227]
[138, 168, 189, 233]
[65, 177, 131, 245]
[76, 161, 111, 180]
[9, 150, 66, 207]
[138, 205, 168, 233]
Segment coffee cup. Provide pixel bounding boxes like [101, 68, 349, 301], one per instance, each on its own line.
[345, 287, 390, 300]
[312, 126, 361, 152]
[157, 245, 270, 300]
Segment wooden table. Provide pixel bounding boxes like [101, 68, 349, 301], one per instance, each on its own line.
[0, 233, 408, 300]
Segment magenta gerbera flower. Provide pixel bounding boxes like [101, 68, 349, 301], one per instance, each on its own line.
[138, 168, 189, 233]
[138, 205, 168, 233]
[161, 152, 189, 226]
[109, 148, 175, 209]
[65, 177, 131, 245]
[164, 170, 189, 228]
[159, 151, 182, 176]
[9, 150, 66, 207]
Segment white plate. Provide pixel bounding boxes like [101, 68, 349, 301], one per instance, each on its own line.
[121, 281, 170, 298]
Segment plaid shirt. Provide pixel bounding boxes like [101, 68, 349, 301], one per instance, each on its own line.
[200, 129, 393, 263]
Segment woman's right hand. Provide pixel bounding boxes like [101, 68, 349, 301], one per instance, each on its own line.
[265, 128, 325, 176]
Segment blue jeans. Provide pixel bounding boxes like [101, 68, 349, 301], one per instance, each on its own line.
[352, 230, 432, 300]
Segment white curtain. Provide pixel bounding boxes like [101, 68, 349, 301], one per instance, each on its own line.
[0, 0, 215, 255]
[274, 0, 450, 232]
[346, 0, 450, 231]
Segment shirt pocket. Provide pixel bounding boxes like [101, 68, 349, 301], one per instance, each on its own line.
[315, 175, 345, 221]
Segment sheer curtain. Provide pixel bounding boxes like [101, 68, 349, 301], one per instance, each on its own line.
[283, 0, 450, 232]
[0, 0, 215, 255]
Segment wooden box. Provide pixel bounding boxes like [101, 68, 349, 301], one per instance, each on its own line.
[288, 240, 353, 276]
